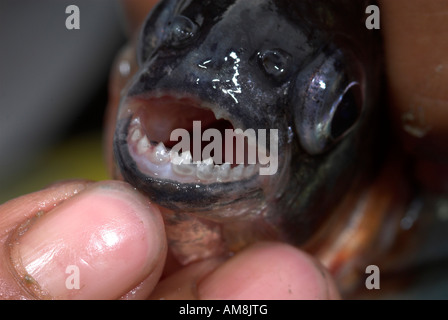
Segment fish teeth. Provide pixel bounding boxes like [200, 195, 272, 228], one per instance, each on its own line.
[171, 151, 196, 176]
[131, 128, 143, 142]
[172, 163, 196, 176]
[170, 150, 193, 164]
[151, 142, 170, 164]
[170, 153, 182, 165]
[129, 115, 262, 182]
[196, 157, 214, 180]
[203, 157, 214, 166]
[215, 163, 231, 182]
[169, 149, 180, 162]
[182, 150, 193, 164]
[137, 135, 150, 155]
[231, 164, 245, 180]
[130, 117, 141, 127]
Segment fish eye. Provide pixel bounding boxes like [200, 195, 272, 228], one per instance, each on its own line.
[167, 16, 199, 48]
[293, 50, 364, 155]
[330, 82, 362, 141]
[258, 49, 292, 81]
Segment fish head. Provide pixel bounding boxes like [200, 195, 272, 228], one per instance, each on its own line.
[111, 0, 381, 243]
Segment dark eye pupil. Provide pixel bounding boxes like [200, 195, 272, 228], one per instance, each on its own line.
[258, 49, 292, 80]
[169, 16, 198, 47]
[330, 84, 361, 140]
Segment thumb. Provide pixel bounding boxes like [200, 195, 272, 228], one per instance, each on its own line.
[0, 180, 167, 299]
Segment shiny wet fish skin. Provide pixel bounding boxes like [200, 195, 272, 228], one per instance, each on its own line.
[111, 0, 383, 263]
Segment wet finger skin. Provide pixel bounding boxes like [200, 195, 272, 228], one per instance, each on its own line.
[196, 242, 340, 300]
[150, 243, 340, 300]
[0, 181, 167, 299]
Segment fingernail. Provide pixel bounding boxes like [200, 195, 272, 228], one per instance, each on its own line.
[9, 181, 166, 299]
[198, 242, 340, 300]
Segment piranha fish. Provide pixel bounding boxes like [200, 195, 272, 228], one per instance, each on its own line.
[106, 0, 388, 291]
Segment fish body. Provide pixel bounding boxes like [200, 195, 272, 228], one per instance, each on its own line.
[111, 0, 383, 269]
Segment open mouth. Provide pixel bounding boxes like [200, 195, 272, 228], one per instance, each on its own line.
[120, 93, 265, 185]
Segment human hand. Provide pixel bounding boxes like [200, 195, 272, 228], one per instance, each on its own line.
[0, 180, 338, 299]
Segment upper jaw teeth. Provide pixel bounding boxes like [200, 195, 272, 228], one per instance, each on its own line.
[128, 124, 260, 183]
[151, 142, 171, 163]
[137, 135, 150, 154]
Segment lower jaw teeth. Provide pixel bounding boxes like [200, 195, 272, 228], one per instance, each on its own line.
[196, 162, 214, 180]
[171, 152, 257, 182]
[172, 163, 197, 176]
[231, 164, 244, 181]
[216, 163, 231, 181]
[130, 125, 260, 183]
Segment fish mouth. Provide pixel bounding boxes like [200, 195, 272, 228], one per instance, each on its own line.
[113, 91, 278, 211]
